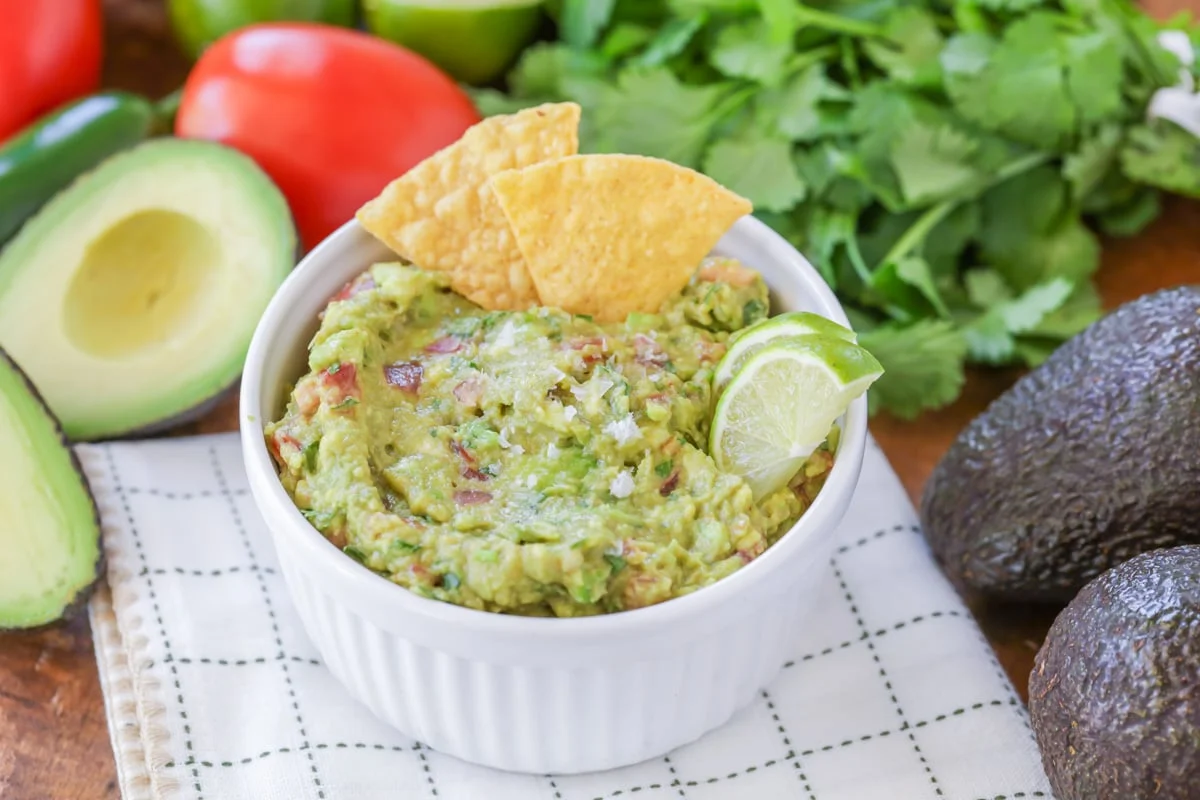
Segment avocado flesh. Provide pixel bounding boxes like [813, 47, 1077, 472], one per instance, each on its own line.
[1029, 546, 1200, 800]
[920, 286, 1200, 602]
[0, 138, 295, 440]
[0, 350, 101, 629]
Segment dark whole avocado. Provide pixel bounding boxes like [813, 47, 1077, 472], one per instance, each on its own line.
[920, 285, 1200, 602]
[1029, 546, 1200, 800]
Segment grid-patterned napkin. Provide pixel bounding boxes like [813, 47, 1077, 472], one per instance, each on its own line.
[81, 433, 1054, 800]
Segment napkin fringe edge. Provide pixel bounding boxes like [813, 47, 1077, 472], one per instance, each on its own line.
[79, 444, 181, 800]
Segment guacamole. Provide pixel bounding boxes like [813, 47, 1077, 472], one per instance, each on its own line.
[266, 258, 833, 617]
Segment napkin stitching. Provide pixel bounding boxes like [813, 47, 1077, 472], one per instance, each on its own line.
[414, 743, 440, 796]
[834, 523, 921, 553]
[138, 565, 276, 577]
[158, 696, 1018, 773]
[209, 445, 329, 799]
[763, 689, 817, 799]
[832, 559, 944, 798]
[583, 697, 1018, 800]
[170, 654, 324, 667]
[782, 609, 965, 668]
[97, 446, 193, 799]
[661, 755, 686, 797]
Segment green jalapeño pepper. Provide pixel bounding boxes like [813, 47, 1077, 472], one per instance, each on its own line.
[0, 92, 157, 246]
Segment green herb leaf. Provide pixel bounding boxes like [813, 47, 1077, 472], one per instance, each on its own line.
[710, 19, 792, 85]
[562, 0, 617, 49]
[390, 540, 421, 554]
[631, 13, 707, 67]
[604, 553, 628, 573]
[889, 122, 983, 207]
[303, 440, 319, 472]
[859, 321, 967, 419]
[344, 546, 368, 564]
[655, 460, 674, 478]
[764, 64, 850, 142]
[601, 24, 655, 60]
[331, 397, 359, 411]
[703, 132, 807, 212]
[1064, 124, 1123, 201]
[441, 572, 462, 591]
[1121, 120, 1200, 198]
[581, 67, 737, 167]
[863, 7, 944, 88]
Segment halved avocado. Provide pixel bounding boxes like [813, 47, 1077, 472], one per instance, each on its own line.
[0, 349, 102, 629]
[0, 138, 295, 440]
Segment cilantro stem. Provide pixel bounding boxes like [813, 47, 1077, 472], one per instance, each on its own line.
[878, 152, 1052, 268]
[708, 85, 757, 123]
[784, 44, 839, 75]
[793, 5, 883, 39]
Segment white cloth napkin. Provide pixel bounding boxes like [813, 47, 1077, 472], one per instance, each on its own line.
[82, 432, 1054, 800]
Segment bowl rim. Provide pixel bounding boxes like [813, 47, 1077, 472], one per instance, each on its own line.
[240, 215, 867, 642]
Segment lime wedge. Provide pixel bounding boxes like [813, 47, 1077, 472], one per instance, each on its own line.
[714, 311, 857, 393]
[710, 336, 882, 499]
[363, 0, 544, 85]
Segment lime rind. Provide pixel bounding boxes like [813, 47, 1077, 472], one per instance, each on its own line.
[710, 335, 882, 499]
[714, 311, 857, 391]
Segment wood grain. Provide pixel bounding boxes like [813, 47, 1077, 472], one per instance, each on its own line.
[1, 0, 1199, 797]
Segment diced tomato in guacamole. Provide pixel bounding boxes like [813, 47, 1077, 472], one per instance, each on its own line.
[266, 258, 833, 617]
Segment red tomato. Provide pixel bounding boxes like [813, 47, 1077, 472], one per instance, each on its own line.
[0, 0, 104, 143]
[175, 23, 481, 250]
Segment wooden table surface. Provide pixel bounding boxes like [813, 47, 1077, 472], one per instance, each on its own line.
[2, 0, 1199, 796]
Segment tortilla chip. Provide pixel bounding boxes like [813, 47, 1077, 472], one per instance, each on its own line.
[488, 154, 752, 322]
[356, 102, 581, 310]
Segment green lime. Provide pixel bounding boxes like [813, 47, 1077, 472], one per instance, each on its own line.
[714, 311, 857, 393]
[709, 336, 882, 499]
[168, 0, 357, 58]
[363, 0, 544, 86]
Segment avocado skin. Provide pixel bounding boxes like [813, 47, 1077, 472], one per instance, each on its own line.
[0, 347, 102, 630]
[920, 286, 1200, 602]
[1029, 546, 1200, 800]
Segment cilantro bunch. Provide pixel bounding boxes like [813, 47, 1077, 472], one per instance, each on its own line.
[473, 0, 1200, 418]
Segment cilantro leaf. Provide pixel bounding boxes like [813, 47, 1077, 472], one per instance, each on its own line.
[978, 164, 1099, 289]
[710, 19, 792, 85]
[1027, 280, 1102, 339]
[889, 123, 984, 207]
[579, 67, 736, 167]
[943, 16, 1077, 151]
[757, 0, 797, 42]
[601, 24, 656, 60]
[895, 256, 950, 317]
[631, 13, 707, 67]
[1064, 30, 1124, 125]
[1063, 124, 1123, 201]
[863, 7, 944, 88]
[562, 0, 617, 49]
[704, 132, 807, 211]
[868, 256, 948, 321]
[859, 321, 967, 419]
[1120, 120, 1200, 198]
[967, 275, 1076, 362]
[763, 64, 850, 141]
[1096, 186, 1161, 237]
[964, 269, 1013, 308]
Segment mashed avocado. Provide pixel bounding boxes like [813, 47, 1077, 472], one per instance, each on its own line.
[266, 258, 833, 616]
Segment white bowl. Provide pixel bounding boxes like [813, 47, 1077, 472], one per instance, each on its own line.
[240, 216, 868, 774]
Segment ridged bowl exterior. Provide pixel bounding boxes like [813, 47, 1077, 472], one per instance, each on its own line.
[241, 218, 867, 774]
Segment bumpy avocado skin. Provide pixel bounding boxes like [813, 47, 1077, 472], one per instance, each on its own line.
[1029, 546, 1200, 800]
[920, 286, 1200, 602]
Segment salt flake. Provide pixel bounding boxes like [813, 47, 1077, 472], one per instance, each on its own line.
[603, 414, 640, 445]
[609, 470, 634, 499]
